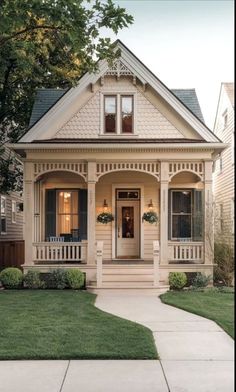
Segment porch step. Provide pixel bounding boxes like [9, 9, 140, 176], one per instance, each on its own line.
[87, 284, 169, 296]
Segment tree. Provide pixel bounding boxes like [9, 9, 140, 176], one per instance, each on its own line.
[0, 0, 133, 193]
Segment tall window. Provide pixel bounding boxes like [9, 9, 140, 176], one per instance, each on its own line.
[231, 199, 234, 235]
[12, 200, 16, 223]
[171, 191, 192, 239]
[121, 96, 133, 133]
[104, 96, 116, 133]
[0, 196, 7, 233]
[58, 191, 78, 236]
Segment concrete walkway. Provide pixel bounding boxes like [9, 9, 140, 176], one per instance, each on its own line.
[96, 295, 234, 392]
[0, 295, 234, 392]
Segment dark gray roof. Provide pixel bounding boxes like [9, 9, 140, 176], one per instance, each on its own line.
[28, 87, 205, 128]
[171, 89, 204, 123]
[28, 89, 67, 127]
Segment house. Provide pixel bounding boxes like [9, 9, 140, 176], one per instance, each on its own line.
[213, 83, 234, 247]
[0, 147, 24, 269]
[10, 41, 226, 292]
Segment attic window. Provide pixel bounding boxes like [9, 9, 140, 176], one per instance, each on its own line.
[103, 94, 134, 134]
[104, 96, 116, 133]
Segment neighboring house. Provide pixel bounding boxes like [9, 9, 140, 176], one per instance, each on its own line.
[10, 41, 226, 292]
[0, 147, 24, 268]
[213, 83, 234, 246]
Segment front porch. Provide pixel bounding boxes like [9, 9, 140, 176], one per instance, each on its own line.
[23, 158, 214, 289]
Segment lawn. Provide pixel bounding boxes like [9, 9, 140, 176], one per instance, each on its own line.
[0, 290, 157, 360]
[160, 288, 234, 339]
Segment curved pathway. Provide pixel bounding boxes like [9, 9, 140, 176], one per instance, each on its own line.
[96, 295, 234, 392]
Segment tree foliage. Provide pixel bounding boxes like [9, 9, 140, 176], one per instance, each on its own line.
[0, 0, 133, 193]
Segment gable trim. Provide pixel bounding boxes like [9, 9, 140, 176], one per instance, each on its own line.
[19, 40, 220, 143]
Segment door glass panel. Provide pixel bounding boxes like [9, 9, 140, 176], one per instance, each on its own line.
[122, 207, 134, 238]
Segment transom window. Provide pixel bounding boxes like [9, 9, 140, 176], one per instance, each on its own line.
[104, 95, 134, 134]
[117, 189, 140, 200]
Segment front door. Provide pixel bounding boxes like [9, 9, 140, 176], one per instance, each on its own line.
[116, 189, 140, 258]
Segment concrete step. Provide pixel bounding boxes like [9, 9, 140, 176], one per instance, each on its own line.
[101, 275, 154, 282]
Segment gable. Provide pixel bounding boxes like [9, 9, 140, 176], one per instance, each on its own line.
[19, 40, 220, 143]
[55, 77, 185, 139]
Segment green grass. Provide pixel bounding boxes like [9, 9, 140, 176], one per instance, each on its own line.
[160, 288, 234, 339]
[0, 290, 157, 360]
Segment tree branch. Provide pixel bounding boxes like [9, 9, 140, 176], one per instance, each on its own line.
[0, 25, 62, 45]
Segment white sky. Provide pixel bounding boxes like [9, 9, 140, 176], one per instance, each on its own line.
[101, 0, 234, 129]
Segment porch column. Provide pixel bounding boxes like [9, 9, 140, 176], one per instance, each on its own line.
[87, 161, 97, 264]
[24, 162, 34, 265]
[204, 161, 214, 264]
[160, 162, 169, 265]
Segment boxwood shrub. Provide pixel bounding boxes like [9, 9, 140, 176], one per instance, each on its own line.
[66, 269, 85, 289]
[169, 272, 187, 290]
[0, 267, 23, 289]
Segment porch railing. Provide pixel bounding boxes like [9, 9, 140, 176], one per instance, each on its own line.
[168, 241, 204, 263]
[33, 241, 87, 263]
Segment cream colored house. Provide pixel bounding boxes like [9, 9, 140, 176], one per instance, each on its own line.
[11, 41, 226, 293]
[213, 83, 234, 245]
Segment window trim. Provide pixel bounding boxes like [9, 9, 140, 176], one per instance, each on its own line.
[0, 195, 7, 234]
[56, 190, 79, 237]
[12, 200, 16, 223]
[104, 95, 117, 134]
[120, 95, 134, 134]
[170, 189, 192, 241]
[100, 92, 136, 135]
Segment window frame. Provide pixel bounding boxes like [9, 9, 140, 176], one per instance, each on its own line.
[0, 195, 7, 234]
[104, 95, 117, 134]
[56, 190, 79, 237]
[12, 200, 16, 223]
[101, 93, 135, 135]
[170, 190, 192, 241]
[120, 95, 133, 134]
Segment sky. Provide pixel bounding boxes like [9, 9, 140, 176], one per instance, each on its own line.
[101, 0, 234, 129]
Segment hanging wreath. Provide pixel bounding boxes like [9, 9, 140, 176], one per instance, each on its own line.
[97, 212, 114, 224]
[142, 211, 158, 224]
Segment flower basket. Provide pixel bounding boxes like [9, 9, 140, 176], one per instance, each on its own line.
[142, 211, 158, 224]
[97, 212, 114, 224]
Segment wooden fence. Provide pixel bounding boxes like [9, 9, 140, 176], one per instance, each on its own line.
[0, 241, 25, 270]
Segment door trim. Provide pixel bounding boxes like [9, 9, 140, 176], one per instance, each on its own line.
[112, 184, 144, 259]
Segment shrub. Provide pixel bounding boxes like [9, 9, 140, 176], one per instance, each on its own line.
[191, 272, 212, 289]
[0, 267, 23, 289]
[169, 272, 187, 290]
[49, 269, 67, 289]
[66, 269, 85, 289]
[214, 242, 234, 286]
[24, 270, 44, 289]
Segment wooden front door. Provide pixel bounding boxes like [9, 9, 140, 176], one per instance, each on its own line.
[116, 199, 140, 258]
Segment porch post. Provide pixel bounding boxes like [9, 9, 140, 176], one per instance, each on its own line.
[204, 161, 214, 264]
[24, 162, 34, 265]
[160, 162, 169, 265]
[87, 161, 97, 264]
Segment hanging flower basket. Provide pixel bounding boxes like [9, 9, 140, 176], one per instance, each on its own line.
[97, 212, 114, 224]
[142, 211, 158, 224]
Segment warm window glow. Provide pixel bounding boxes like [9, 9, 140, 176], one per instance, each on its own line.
[58, 191, 78, 235]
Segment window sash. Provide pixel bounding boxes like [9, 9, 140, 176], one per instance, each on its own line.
[121, 96, 133, 133]
[104, 96, 117, 133]
[57, 191, 79, 235]
[0, 196, 7, 233]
